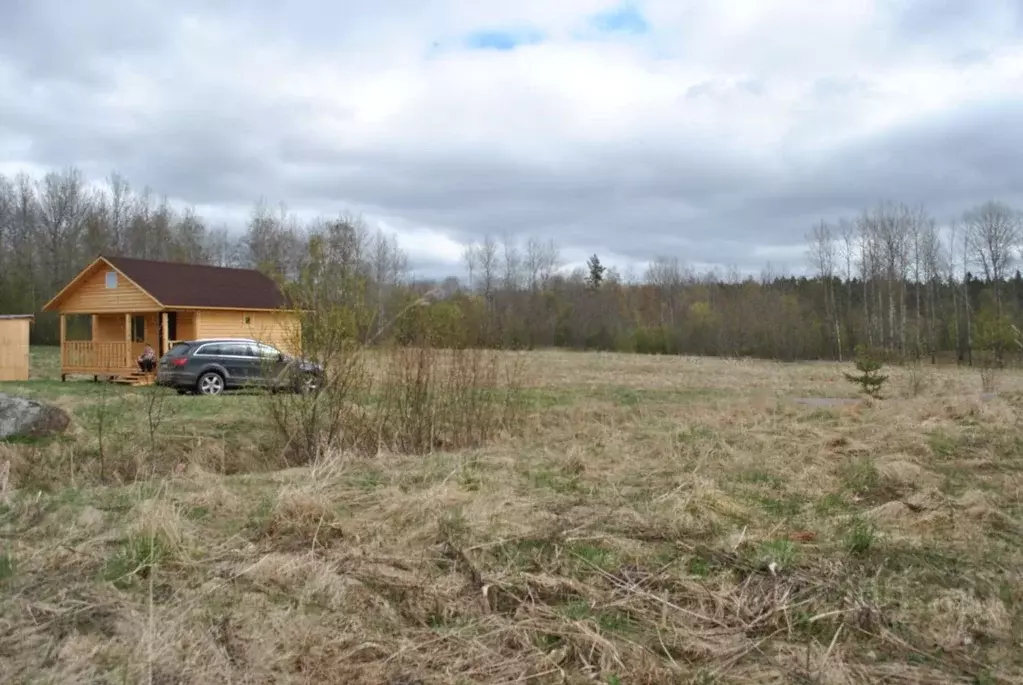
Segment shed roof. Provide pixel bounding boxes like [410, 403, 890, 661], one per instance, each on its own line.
[103, 256, 290, 310]
[0, 314, 35, 320]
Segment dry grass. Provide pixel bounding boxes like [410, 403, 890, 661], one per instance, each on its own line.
[2, 350, 1023, 683]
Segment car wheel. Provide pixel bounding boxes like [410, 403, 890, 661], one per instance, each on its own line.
[197, 372, 225, 396]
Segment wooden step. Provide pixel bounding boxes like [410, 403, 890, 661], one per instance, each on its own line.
[111, 372, 156, 387]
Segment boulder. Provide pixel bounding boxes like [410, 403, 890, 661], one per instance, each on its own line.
[0, 393, 70, 440]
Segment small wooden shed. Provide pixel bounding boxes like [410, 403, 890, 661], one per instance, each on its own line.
[0, 314, 34, 381]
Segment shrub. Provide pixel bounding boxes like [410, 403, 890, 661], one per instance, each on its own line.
[903, 360, 929, 398]
[633, 326, 673, 355]
[357, 344, 527, 455]
[973, 306, 1021, 392]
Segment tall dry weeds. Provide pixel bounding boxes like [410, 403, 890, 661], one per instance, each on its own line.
[262, 254, 529, 463]
[369, 344, 527, 454]
[263, 344, 527, 463]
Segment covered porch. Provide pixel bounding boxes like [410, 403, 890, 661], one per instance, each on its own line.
[60, 310, 197, 380]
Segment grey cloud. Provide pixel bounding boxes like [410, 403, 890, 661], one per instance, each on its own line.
[737, 98, 1023, 230]
[1, 0, 1022, 278]
[949, 49, 991, 67]
[0, 0, 174, 86]
[888, 0, 1023, 54]
[810, 76, 874, 101]
[892, 0, 1016, 36]
[685, 78, 766, 100]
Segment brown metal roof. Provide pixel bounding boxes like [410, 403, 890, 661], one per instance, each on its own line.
[104, 256, 290, 310]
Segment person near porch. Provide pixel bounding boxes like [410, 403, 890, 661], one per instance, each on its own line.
[137, 343, 156, 372]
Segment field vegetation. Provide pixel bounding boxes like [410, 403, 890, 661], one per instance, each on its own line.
[3, 344, 1023, 683]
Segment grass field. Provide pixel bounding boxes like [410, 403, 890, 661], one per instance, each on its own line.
[2, 346, 1023, 683]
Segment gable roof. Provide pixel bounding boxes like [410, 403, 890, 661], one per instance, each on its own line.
[43, 256, 292, 312]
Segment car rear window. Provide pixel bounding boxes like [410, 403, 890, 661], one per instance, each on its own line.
[167, 342, 191, 357]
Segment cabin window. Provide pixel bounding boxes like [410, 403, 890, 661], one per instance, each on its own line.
[244, 315, 251, 325]
[105, 271, 117, 289]
[131, 315, 145, 342]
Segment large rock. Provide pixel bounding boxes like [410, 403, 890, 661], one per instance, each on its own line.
[0, 393, 71, 440]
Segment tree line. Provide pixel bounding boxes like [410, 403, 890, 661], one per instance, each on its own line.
[1, 166, 1021, 362]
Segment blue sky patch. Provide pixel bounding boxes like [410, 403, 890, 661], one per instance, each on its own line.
[463, 27, 546, 51]
[589, 2, 650, 35]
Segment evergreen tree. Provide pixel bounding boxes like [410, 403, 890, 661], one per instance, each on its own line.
[586, 253, 605, 290]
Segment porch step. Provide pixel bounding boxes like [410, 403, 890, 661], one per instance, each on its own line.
[111, 371, 156, 387]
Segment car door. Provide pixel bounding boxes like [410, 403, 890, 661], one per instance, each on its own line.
[220, 342, 259, 387]
[255, 343, 289, 387]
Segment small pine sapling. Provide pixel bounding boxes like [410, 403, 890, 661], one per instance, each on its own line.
[844, 344, 888, 399]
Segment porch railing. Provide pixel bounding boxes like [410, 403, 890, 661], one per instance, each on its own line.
[63, 341, 132, 372]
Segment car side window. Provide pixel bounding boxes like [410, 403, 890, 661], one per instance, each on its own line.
[219, 343, 248, 357]
[197, 343, 220, 355]
[257, 343, 280, 358]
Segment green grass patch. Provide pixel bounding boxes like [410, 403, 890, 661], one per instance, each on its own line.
[525, 465, 584, 494]
[104, 532, 171, 587]
[567, 542, 619, 572]
[734, 468, 785, 488]
[0, 547, 14, 584]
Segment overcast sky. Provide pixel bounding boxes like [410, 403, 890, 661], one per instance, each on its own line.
[1, 0, 1022, 279]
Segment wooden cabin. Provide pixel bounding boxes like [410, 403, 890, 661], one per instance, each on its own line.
[42, 256, 301, 384]
[0, 314, 33, 381]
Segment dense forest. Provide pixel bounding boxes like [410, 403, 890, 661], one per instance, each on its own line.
[2, 166, 1021, 363]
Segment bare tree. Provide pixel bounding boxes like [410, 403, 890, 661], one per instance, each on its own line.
[477, 234, 499, 301]
[171, 207, 209, 264]
[106, 172, 132, 255]
[127, 186, 154, 259]
[204, 225, 242, 267]
[856, 210, 880, 347]
[837, 218, 856, 347]
[964, 200, 1019, 313]
[369, 228, 408, 337]
[0, 175, 13, 276]
[36, 168, 92, 292]
[462, 243, 478, 291]
[524, 238, 542, 291]
[905, 206, 936, 359]
[645, 256, 683, 327]
[963, 225, 974, 365]
[858, 202, 911, 354]
[806, 220, 841, 359]
[537, 238, 560, 289]
[245, 200, 306, 280]
[919, 216, 944, 361]
[501, 233, 522, 291]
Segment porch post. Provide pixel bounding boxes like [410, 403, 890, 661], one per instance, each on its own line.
[161, 311, 169, 356]
[59, 314, 66, 381]
[124, 312, 131, 370]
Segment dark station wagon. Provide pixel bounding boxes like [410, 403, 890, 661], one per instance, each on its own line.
[156, 338, 323, 396]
